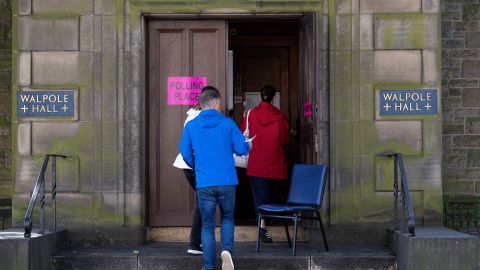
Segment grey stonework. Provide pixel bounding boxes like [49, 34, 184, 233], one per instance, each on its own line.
[442, 0, 480, 198]
[0, 0, 12, 230]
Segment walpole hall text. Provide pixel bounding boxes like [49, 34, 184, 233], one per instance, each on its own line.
[17, 91, 75, 117]
[379, 89, 437, 115]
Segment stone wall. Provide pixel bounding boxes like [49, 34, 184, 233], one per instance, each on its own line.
[442, 0, 480, 198]
[0, 0, 12, 230]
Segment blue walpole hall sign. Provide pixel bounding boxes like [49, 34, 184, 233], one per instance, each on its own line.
[17, 91, 74, 117]
[379, 89, 437, 115]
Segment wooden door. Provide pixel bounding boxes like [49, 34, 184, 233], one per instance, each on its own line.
[233, 47, 291, 220]
[147, 20, 227, 226]
[299, 12, 320, 164]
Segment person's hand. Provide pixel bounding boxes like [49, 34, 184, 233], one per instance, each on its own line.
[248, 141, 253, 150]
[243, 110, 247, 117]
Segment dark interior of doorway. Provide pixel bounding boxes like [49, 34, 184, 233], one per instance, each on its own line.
[228, 21, 300, 224]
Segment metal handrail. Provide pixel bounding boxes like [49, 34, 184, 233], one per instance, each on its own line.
[24, 154, 66, 238]
[392, 153, 415, 237]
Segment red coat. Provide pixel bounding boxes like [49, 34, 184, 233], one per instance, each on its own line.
[240, 102, 289, 179]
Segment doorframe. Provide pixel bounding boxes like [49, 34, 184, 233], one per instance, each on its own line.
[124, 5, 328, 226]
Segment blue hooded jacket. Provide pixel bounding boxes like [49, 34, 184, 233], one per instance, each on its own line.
[179, 109, 250, 189]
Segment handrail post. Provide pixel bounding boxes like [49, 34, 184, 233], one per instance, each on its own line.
[51, 156, 57, 232]
[393, 154, 398, 230]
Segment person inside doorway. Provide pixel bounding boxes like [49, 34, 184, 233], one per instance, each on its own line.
[173, 97, 205, 255]
[240, 85, 290, 243]
[179, 86, 252, 270]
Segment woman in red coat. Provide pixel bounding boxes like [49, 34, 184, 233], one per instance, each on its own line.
[240, 85, 289, 243]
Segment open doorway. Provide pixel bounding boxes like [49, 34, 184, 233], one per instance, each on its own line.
[146, 14, 321, 226]
[228, 21, 300, 222]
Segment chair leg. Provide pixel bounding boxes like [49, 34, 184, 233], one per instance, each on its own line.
[293, 214, 298, 256]
[283, 219, 292, 248]
[256, 212, 262, 252]
[316, 210, 329, 252]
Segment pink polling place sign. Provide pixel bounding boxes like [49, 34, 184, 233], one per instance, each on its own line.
[304, 102, 312, 116]
[168, 77, 207, 105]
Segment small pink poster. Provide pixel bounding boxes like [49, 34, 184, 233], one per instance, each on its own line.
[304, 102, 312, 116]
[168, 77, 207, 105]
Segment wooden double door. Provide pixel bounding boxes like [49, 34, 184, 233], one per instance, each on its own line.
[147, 14, 320, 226]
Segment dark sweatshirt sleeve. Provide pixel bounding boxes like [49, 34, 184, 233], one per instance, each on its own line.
[179, 124, 195, 169]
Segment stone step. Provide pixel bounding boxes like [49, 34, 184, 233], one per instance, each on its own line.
[51, 242, 397, 270]
[148, 225, 306, 242]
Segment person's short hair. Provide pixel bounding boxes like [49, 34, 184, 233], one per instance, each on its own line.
[199, 86, 220, 109]
[261, 85, 276, 103]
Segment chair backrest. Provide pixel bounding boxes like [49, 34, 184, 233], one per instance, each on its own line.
[286, 164, 328, 207]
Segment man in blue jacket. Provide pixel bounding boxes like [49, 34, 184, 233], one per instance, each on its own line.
[179, 86, 252, 270]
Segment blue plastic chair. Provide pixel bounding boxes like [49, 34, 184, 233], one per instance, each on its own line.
[255, 164, 329, 256]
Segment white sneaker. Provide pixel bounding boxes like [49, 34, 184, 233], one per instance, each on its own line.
[221, 250, 234, 270]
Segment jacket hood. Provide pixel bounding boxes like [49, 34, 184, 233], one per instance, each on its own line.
[252, 102, 285, 126]
[195, 109, 225, 129]
[187, 108, 201, 117]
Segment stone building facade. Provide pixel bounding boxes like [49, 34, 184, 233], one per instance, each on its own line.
[4, 0, 449, 243]
[0, 0, 12, 230]
[442, 0, 480, 200]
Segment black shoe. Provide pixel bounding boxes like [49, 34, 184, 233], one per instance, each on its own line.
[188, 243, 203, 255]
[260, 227, 273, 243]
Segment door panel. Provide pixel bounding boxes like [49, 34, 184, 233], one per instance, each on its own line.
[299, 12, 320, 164]
[148, 20, 227, 226]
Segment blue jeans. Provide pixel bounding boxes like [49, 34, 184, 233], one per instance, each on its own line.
[197, 185, 236, 270]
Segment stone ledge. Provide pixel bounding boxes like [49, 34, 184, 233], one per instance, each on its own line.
[0, 228, 66, 270]
[388, 226, 480, 270]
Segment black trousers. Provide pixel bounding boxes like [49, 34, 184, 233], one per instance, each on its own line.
[183, 169, 202, 245]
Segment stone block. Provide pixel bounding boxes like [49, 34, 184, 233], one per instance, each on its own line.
[375, 155, 442, 191]
[467, 149, 480, 167]
[443, 154, 468, 167]
[31, 121, 94, 156]
[455, 21, 480, 32]
[15, 122, 30, 156]
[102, 16, 117, 52]
[101, 52, 118, 87]
[101, 86, 118, 121]
[93, 192, 124, 226]
[32, 0, 93, 15]
[13, 157, 42, 193]
[466, 117, 480, 134]
[374, 50, 422, 83]
[442, 38, 464, 49]
[423, 0, 440, 13]
[79, 87, 94, 121]
[375, 14, 439, 50]
[360, 0, 421, 14]
[335, 15, 352, 51]
[466, 32, 480, 48]
[17, 16, 79, 51]
[80, 16, 94, 51]
[0, 228, 67, 270]
[102, 0, 118, 15]
[335, 0, 352, 14]
[17, 0, 31, 15]
[424, 50, 441, 84]
[423, 120, 442, 156]
[32, 52, 93, 86]
[17, 52, 30, 87]
[101, 156, 119, 192]
[442, 21, 453, 39]
[454, 135, 480, 147]
[53, 193, 94, 227]
[390, 227, 480, 270]
[360, 15, 374, 50]
[378, 120, 423, 152]
[463, 88, 480, 107]
[463, 4, 480, 21]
